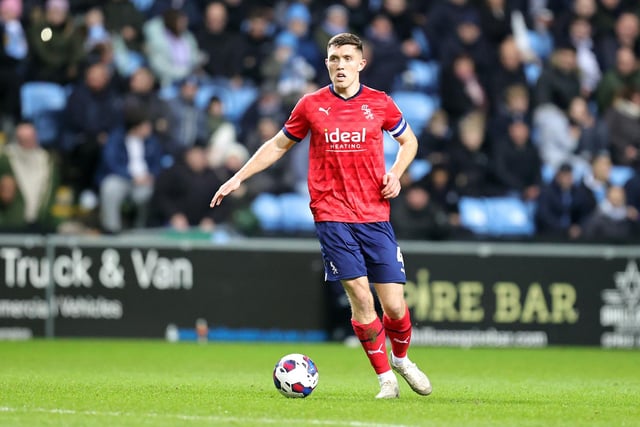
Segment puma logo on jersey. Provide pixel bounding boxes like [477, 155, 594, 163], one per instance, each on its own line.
[367, 344, 385, 355]
[318, 107, 331, 115]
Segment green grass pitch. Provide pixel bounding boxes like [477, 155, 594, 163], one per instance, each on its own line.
[0, 340, 638, 426]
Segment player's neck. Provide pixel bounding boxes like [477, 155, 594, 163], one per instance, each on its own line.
[333, 81, 361, 99]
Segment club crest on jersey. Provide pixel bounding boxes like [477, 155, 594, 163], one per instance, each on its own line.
[323, 127, 367, 152]
[361, 104, 374, 120]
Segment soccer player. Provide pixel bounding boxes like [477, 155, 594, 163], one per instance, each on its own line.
[210, 33, 431, 399]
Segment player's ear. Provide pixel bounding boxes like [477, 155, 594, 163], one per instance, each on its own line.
[357, 59, 367, 72]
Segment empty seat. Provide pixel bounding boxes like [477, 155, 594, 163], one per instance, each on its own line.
[20, 81, 67, 147]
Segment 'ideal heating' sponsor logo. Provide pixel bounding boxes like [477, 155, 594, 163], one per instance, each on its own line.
[323, 127, 367, 152]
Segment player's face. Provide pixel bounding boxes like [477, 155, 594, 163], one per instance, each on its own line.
[326, 44, 366, 95]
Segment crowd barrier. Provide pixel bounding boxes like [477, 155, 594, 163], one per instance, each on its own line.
[0, 234, 638, 348]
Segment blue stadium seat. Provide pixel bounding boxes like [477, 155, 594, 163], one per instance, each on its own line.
[485, 197, 535, 236]
[250, 193, 282, 232]
[408, 158, 431, 181]
[609, 166, 634, 186]
[278, 192, 315, 233]
[459, 197, 490, 235]
[195, 83, 258, 124]
[390, 91, 437, 132]
[131, 0, 153, 12]
[20, 81, 67, 147]
[460, 196, 535, 237]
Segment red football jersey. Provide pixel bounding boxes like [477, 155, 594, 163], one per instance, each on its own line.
[283, 84, 407, 222]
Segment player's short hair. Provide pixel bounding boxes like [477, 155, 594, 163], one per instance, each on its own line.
[327, 33, 363, 52]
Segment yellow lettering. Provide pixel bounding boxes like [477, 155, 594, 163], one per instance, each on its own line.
[431, 281, 458, 321]
[459, 281, 484, 322]
[404, 269, 430, 321]
[550, 283, 579, 323]
[494, 282, 521, 323]
[521, 283, 549, 323]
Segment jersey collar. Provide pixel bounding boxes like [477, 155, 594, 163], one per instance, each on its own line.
[329, 83, 362, 101]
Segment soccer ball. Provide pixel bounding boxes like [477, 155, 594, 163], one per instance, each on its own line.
[273, 353, 319, 398]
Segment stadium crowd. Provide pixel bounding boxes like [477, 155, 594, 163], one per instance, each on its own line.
[0, 0, 639, 242]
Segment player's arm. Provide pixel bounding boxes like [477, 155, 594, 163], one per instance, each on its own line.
[210, 130, 296, 207]
[381, 125, 418, 199]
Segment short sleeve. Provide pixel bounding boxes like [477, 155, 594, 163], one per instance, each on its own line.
[382, 94, 407, 139]
[282, 95, 310, 142]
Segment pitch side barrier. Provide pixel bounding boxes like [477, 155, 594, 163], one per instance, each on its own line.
[0, 234, 638, 348]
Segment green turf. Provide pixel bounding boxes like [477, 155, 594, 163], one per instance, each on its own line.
[0, 340, 638, 427]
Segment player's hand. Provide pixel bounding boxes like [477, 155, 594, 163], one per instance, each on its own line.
[381, 172, 401, 199]
[210, 176, 241, 207]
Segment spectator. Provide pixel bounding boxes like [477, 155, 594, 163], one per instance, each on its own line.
[478, 0, 513, 49]
[238, 83, 285, 142]
[535, 163, 585, 240]
[488, 83, 531, 146]
[417, 109, 452, 164]
[439, 9, 494, 81]
[103, 0, 145, 53]
[205, 95, 247, 169]
[426, 0, 475, 59]
[0, 0, 26, 131]
[624, 167, 640, 235]
[260, 31, 314, 104]
[238, 7, 274, 86]
[164, 76, 208, 158]
[104, 0, 146, 78]
[314, 4, 351, 56]
[143, 8, 202, 87]
[26, 0, 83, 84]
[0, 121, 59, 232]
[603, 85, 640, 166]
[489, 37, 529, 115]
[62, 62, 121, 201]
[583, 185, 638, 241]
[567, 17, 601, 97]
[567, 96, 608, 161]
[279, 3, 322, 76]
[81, 7, 110, 53]
[360, 13, 407, 93]
[197, 1, 244, 80]
[439, 53, 488, 124]
[96, 104, 163, 233]
[534, 43, 582, 110]
[391, 181, 452, 240]
[339, 0, 371, 35]
[574, 152, 613, 219]
[415, 162, 460, 224]
[448, 111, 496, 197]
[533, 96, 589, 170]
[242, 116, 297, 197]
[149, 144, 230, 231]
[492, 119, 542, 201]
[594, 46, 640, 113]
[595, 11, 640, 72]
[122, 66, 171, 149]
[552, 0, 598, 43]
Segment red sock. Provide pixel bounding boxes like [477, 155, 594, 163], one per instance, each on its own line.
[351, 317, 390, 374]
[383, 305, 412, 358]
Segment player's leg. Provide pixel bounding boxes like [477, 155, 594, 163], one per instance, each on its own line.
[314, 222, 398, 398]
[342, 277, 398, 398]
[375, 282, 431, 396]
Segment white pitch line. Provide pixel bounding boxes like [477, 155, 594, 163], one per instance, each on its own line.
[0, 406, 415, 427]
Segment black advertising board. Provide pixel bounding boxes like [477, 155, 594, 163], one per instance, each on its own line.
[0, 241, 327, 339]
[1, 237, 639, 347]
[401, 249, 640, 348]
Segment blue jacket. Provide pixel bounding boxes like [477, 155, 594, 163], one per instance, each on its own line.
[95, 126, 164, 185]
